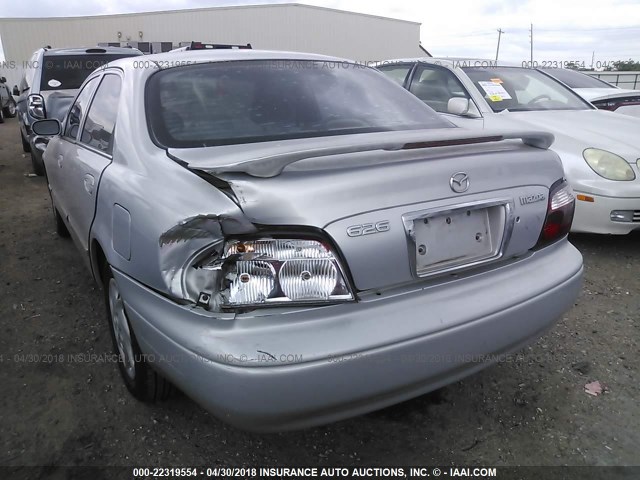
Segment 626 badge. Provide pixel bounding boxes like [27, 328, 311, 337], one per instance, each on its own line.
[346, 220, 390, 237]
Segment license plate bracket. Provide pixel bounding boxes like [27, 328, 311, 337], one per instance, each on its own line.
[403, 201, 510, 277]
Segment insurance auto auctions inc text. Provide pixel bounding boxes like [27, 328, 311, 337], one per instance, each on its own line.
[252, 467, 497, 477]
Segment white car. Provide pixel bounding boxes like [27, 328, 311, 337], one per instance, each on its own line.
[378, 58, 640, 234]
[541, 67, 640, 118]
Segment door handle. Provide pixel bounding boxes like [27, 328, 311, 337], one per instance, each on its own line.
[83, 174, 95, 195]
[57, 155, 63, 168]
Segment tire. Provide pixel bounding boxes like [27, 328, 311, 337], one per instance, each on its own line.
[48, 180, 70, 238]
[30, 151, 45, 176]
[44, 166, 69, 238]
[52, 206, 70, 238]
[0, 107, 4, 124]
[21, 130, 31, 153]
[103, 264, 172, 402]
[3, 100, 16, 118]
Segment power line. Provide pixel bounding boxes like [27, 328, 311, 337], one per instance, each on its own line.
[536, 25, 640, 32]
[434, 25, 640, 39]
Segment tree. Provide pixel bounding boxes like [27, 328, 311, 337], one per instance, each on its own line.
[612, 59, 640, 71]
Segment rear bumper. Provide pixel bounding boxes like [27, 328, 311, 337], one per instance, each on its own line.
[115, 241, 583, 431]
[572, 191, 640, 234]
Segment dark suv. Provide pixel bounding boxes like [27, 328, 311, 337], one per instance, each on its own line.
[16, 46, 143, 175]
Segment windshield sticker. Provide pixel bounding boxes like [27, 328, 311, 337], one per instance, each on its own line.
[478, 81, 512, 101]
[48, 79, 62, 88]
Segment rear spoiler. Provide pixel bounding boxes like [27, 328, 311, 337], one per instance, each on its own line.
[171, 130, 554, 178]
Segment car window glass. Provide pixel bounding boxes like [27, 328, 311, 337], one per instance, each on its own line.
[146, 60, 452, 148]
[377, 64, 412, 86]
[515, 75, 565, 103]
[409, 66, 471, 113]
[79, 75, 122, 155]
[544, 68, 616, 89]
[64, 77, 98, 140]
[40, 54, 134, 91]
[462, 67, 591, 112]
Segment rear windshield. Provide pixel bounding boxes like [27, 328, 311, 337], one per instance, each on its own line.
[40, 54, 137, 90]
[542, 68, 616, 89]
[146, 60, 451, 148]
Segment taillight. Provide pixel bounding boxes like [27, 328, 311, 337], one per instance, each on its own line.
[534, 179, 575, 249]
[179, 237, 355, 310]
[219, 239, 354, 307]
[28, 94, 45, 119]
[593, 97, 640, 112]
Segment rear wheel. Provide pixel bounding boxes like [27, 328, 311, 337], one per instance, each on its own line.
[0, 107, 4, 124]
[21, 130, 30, 152]
[44, 169, 68, 238]
[3, 100, 16, 118]
[30, 151, 44, 176]
[52, 205, 69, 238]
[103, 265, 172, 402]
[43, 166, 68, 238]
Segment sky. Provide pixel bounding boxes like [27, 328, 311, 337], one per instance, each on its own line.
[1, 0, 640, 66]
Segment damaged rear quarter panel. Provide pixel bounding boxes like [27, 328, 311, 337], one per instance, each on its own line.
[92, 153, 252, 300]
[88, 66, 253, 302]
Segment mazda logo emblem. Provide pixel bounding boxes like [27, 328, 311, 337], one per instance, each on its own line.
[449, 172, 470, 193]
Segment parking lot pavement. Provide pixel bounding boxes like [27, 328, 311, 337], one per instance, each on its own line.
[0, 117, 638, 468]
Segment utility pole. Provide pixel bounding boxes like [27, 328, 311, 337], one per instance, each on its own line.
[591, 51, 595, 70]
[529, 23, 534, 65]
[495, 28, 504, 62]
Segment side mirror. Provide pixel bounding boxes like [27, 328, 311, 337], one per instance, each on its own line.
[32, 119, 61, 136]
[447, 97, 471, 116]
[12, 85, 20, 96]
[0, 77, 6, 83]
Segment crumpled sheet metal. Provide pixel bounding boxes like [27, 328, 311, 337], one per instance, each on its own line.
[158, 214, 257, 304]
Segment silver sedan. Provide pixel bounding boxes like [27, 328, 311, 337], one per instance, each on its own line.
[33, 50, 583, 431]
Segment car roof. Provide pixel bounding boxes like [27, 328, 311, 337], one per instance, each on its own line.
[42, 46, 143, 56]
[109, 48, 351, 69]
[377, 57, 519, 68]
[541, 67, 618, 87]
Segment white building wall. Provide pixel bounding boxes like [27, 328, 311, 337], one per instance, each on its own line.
[0, 3, 423, 87]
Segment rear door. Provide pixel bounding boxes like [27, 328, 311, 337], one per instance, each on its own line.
[55, 73, 122, 254]
[52, 76, 99, 227]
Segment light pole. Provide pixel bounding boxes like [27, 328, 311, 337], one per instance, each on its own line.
[529, 23, 534, 65]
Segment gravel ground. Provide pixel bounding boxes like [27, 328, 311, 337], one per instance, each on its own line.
[0, 118, 638, 469]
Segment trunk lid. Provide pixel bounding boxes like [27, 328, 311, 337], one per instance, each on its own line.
[169, 130, 563, 291]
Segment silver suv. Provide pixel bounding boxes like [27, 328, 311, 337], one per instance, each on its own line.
[16, 46, 142, 175]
